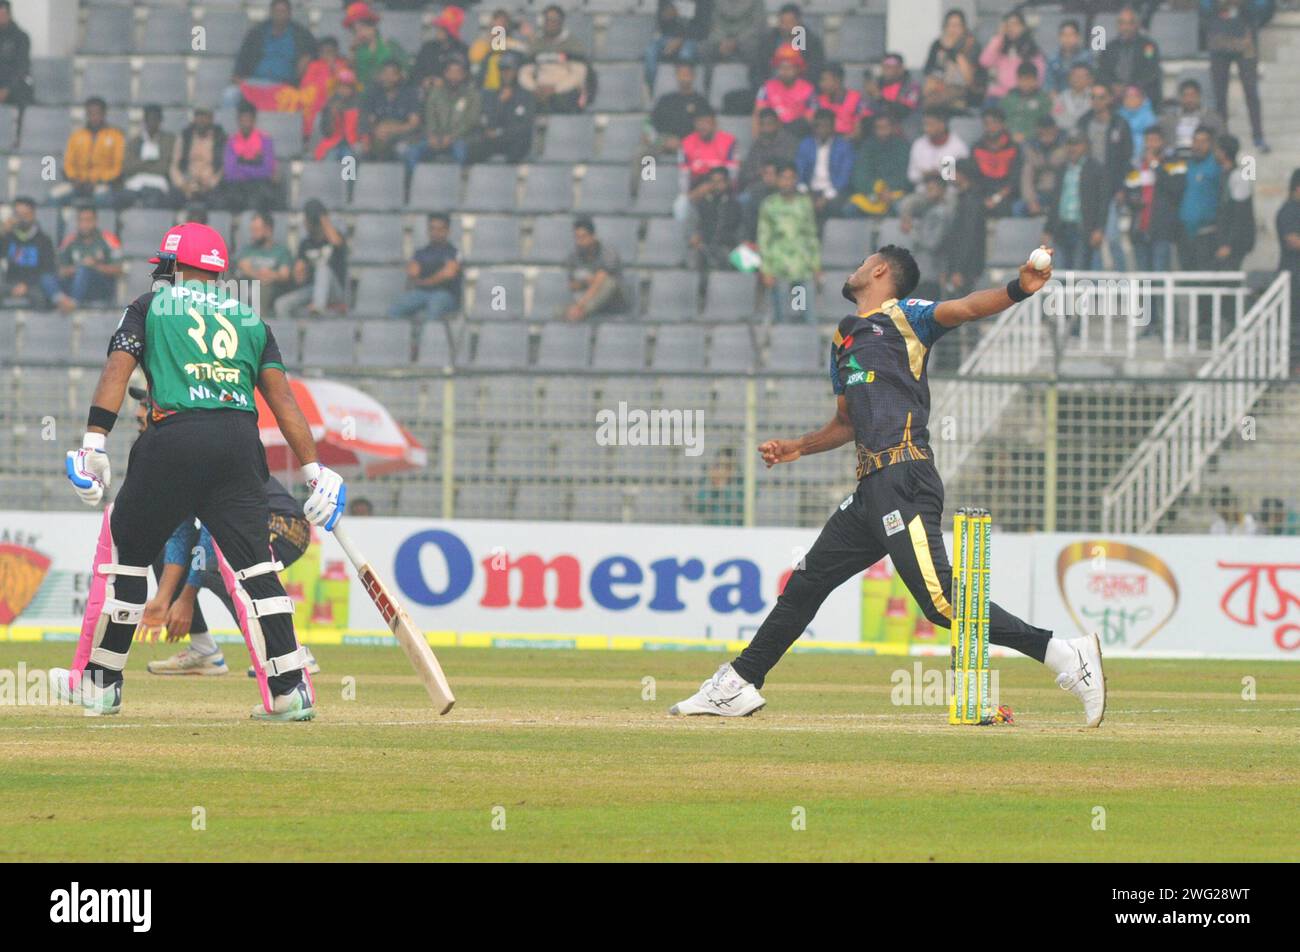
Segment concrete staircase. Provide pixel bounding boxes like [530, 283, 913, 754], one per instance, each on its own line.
[1241, 10, 1300, 271]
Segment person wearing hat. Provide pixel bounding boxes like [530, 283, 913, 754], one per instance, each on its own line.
[406, 54, 481, 171]
[753, 46, 816, 141]
[274, 199, 348, 317]
[469, 8, 531, 92]
[314, 67, 363, 161]
[345, 1, 408, 90]
[55, 221, 346, 720]
[752, 3, 824, 91]
[170, 107, 227, 206]
[413, 4, 469, 91]
[465, 50, 536, 163]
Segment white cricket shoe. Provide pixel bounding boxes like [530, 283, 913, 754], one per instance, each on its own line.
[1055, 633, 1106, 728]
[669, 663, 766, 717]
[147, 648, 228, 676]
[49, 667, 122, 715]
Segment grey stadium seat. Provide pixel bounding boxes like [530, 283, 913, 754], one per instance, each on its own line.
[1150, 10, 1201, 59]
[30, 59, 75, 105]
[598, 15, 658, 59]
[524, 215, 576, 264]
[987, 216, 1046, 267]
[350, 163, 405, 211]
[471, 327, 529, 368]
[708, 64, 748, 110]
[632, 173, 678, 214]
[592, 64, 644, 112]
[518, 165, 573, 213]
[835, 15, 888, 62]
[950, 115, 983, 146]
[0, 106, 15, 154]
[352, 267, 407, 317]
[535, 322, 592, 369]
[357, 320, 415, 366]
[591, 215, 640, 261]
[875, 218, 907, 249]
[19, 318, 77, 363]
[268, 319, 300, 368]
[639, 218, 685, 267]
[464, 165, 519, 212]
[468, 269, 526, 320]
[703, 271, 761, 322]
[646, 269, 700, 321]
[299, 159, 349, 206]
[529, 270, 572, 319]
[765, 325, 824, 373]
[654, 62, 700, 100]
[76, 311, 123, 363]
[349, 213, 407, 264]
[18, 107, 72, 154]
[138, 7, 193, 55]
[259, 112, 305, 159]
[706, 323, 758, 372]
[598, 115, 646, 163]
[822, 219, 873, 268]
[592, 323, 647, 370]
[562, 12, 596, 50]
[81, 7, 135, 55]
[467, 216, 522, 264]
[651, 324, 707, 371]
[300, 321, 357, 367]
[409, 164, 462, 210]
[200, 9, 253, 57]
[119, 210, 179, 259]
[193, 58, 236, 106]
[78, 60, 132, 106]
[417, 321, 456, 368]
[577, 166, 633, 214]
[718, 115, 753, 154]
[139, 61, 190, 105]
[541, 114, 596, 162]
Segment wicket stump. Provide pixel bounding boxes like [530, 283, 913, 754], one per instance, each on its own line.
[950, 508, 992, 725]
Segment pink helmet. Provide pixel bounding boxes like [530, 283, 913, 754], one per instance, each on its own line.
[149, 222, 229, 276]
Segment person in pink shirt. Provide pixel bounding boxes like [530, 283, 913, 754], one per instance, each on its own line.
[753, 46, 816, 139]
[817, 63, 866, 140]
[979, 12, 1046, 100]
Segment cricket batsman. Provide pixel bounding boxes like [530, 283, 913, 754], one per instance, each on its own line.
[670, 245, 1106, 726]
[53, 222, 346, 721]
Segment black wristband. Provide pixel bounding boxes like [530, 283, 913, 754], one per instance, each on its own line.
[1005, 278, 1031, 303]
[87, 405, 117, 433]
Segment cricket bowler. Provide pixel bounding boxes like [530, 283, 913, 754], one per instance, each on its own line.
[53, 221, 346, 721]
[670, 245, 1106, 726]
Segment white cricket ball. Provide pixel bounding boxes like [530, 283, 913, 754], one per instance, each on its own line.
[1028, 247, 1053, 272]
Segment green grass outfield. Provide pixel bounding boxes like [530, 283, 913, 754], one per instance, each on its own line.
[1, 642, 1298, 862]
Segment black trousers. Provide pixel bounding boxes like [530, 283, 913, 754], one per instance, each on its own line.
[88, 411, 303, 694]
[1210, 52, 1263, 144]
[731, 458, 1052, 688]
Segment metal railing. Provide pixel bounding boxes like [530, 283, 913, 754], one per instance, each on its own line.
[1102, 272, 1292, 533]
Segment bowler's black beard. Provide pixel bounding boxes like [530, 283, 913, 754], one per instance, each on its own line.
[841, 281, 855, 303]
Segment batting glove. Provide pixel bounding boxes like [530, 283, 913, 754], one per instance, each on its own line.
[302, 462, 346, 530]
[65, 433, 111, 507]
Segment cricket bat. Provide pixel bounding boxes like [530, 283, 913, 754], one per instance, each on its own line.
[332, 524, 455, 715]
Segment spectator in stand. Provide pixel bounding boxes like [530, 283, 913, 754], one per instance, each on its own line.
[1044, 133, 1107, 270]
[1277, 169, 1300, 359]
[1159, 79, 1222, 157]
[562, 217, 625, 321]
[219, 101, 280, 212]
[1126, 126, 1182, 275]
[817, 64, 867, 141]
[757, 161, 820, 323]
[864, 54, 922, 123]
[752, 4, 824, 92]
[1258, 497, 1297, 536]
[1053, 63, 1094, 131]
[314, 68, 363, 160]
[647, 63, 709, 156]
[1178, 127, 1223, 270]
[1202, 0, 1272, 152]
[470, 9, 530, 93]
[1018, 115, 1068, 217]
[754, 47, 817, 140]
[688, 166, 743, 273]
[1118, 85, 1156, 166]
[406, 55, 481, 171]
[299, 36, 349, 138]
[170, 107, 226, 206]
[899, 172, 952, 301]
[703, 0, 764, 66]
[847, 111, 911, 217]
[121, 105, 177, 209]
[275, 200, 348, 317]
[345, 1, 408, 90]
[945, 158, 985, 294]
[56, 206, 122, 312]
[0, 197, 59, 309]
[1209, 486, 1258, 535]
[413, 5, 469, 92]
[919, 69, 961, 115]
[739, 107, 798, 193]
[1045, 19, 1093, 94]
[349, 497, 375, 517]
[1078, 83, 1132, 269]
[645, 0, 705, 89]
[1214, 134, 1255, 270]
[691, 448, 744, 526]
[972, 107, 1020, 217]
[465, 52, 535, 163]
[740, 159, 780, 241]
[796, 108, 854, 227]
[235, 211, 292, 308]
[908, 108, 969, 186]
[1001, 62, 1053, 143]
[1096, 6, 1162, 107]
[51, 98, 125, 211]
[923, 10, 980, 111]
[227, 0, 317, 109]
[979, 12, 1045, 101]
[389, 213, 462, 320]
[0, 0, 33, 108]
[674, 107, 738, 233]
[519, 4, 594, 115]
[358, 61, 421, 160]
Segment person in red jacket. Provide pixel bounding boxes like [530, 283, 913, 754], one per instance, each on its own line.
[971, 106, 1021, 217]
[314, 68, 363, 160]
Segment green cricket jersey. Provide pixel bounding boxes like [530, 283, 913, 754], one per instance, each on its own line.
[109, 282, 286, 417]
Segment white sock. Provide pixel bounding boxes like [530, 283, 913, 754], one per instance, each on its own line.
[1043, 637, 1076, 677]
[188, 631, 218, 655]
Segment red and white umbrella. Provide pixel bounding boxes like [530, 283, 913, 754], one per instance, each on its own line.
[255, 377, 427, 477]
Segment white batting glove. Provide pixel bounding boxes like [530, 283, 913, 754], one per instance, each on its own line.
[302, 462, 346, 530]
[65, 433, 111, 507]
